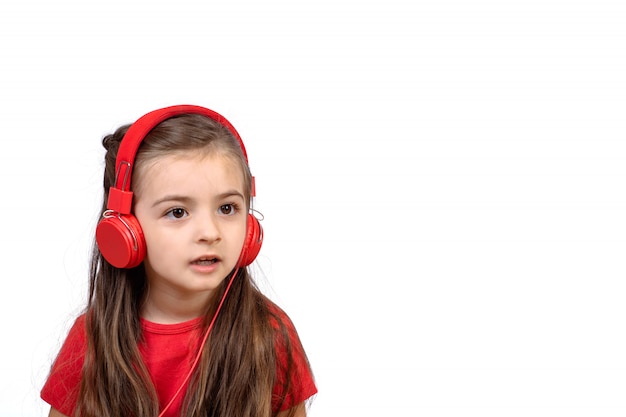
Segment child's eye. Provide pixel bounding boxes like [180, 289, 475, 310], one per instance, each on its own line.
[165, 208, 188, 219]
[219, 203, 238, 216]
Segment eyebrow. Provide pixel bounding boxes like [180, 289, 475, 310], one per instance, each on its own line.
[151, 190, 245, 208]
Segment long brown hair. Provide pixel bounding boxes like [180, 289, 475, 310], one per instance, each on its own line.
[76, 114, 308, 417]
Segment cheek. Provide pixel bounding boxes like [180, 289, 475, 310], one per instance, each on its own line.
[136, 220, 171, 256]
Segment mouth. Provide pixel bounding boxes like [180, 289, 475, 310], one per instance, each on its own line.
[192, 257, 219, 266]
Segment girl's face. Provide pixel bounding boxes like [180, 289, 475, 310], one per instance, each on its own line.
[133, 151, 248, 322]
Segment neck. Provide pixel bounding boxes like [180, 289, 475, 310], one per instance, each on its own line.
[140, 286, 213, 324]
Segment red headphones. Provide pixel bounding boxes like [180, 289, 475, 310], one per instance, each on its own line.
[95, 104, 263, 269]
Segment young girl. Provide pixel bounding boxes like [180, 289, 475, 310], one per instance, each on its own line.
[41, 105, 317, 417]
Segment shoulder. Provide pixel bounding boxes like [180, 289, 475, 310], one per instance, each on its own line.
[54, 313, 88, 362]
[262, 298, 312, 366]
[48, 312, 89, 369]
[264, 299, 308, 357]
[265, 299, 318, 411]
[69, 313, 87, 335]
[264, 299, 302, 345]
[265, 299, 293, 328]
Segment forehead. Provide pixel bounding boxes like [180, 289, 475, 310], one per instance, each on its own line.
[133, 151, 245, 197]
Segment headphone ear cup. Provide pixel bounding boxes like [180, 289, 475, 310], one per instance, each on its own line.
[95, 214, 146, 269]
[238, 213, 263, 267]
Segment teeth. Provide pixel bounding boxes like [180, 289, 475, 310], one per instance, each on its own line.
[196, 258, 216, 265]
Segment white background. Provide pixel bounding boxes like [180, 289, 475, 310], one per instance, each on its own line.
[1, 0, 625, 416]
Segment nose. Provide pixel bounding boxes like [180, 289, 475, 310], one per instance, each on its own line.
[195, 212, 221, 243]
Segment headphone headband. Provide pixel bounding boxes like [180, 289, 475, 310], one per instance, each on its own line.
[107, 105, 248, 214]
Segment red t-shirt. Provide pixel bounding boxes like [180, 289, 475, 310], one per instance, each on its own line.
[41, 306, 317, 416]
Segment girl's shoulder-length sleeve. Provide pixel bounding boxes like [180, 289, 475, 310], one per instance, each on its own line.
[40, 314, 87, 416]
